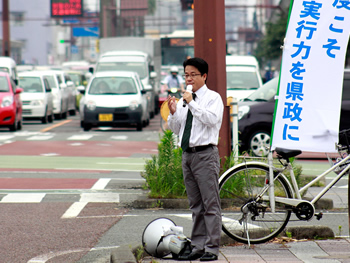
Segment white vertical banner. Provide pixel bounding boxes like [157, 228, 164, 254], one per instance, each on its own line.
[271, 0, 350, 153]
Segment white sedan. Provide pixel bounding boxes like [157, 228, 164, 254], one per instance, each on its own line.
[79, 71, 150, 131]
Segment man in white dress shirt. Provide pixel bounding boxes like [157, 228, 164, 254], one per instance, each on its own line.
[167, 57, 224, 261]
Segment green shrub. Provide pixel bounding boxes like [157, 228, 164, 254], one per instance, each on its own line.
[141, 130, 186, 198]
[142, 131, 303, 199]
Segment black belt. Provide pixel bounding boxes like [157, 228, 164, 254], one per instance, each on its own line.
[185, 144, 214, 153]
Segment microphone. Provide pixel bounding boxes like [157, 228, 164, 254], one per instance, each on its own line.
[183, 85, 193, 107]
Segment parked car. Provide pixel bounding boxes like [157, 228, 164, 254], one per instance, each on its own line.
[65, 70, 88, 110]
[0, 72, 23, 131]
[79, 71, 150, 131]
[18, 71, 54, 124]
[37, 70, 69, 120]
[36, 69, 76, 116]
[0, 56, 18, 82]
[226, 55, 263, 101]
[238, 69, 350, 157]
[54, 70, 77, 116]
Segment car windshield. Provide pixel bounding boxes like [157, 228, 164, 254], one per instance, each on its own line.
[0, 67, 9, 73]
[226, 71, 260, 90]
[19, 76, 43, 93]
[244, 77, 279, 102]
[95, 62, 147, 79]
[88, 77, 138, 95]
[0, 76, 9, 92]
[44, 75, 58, 89]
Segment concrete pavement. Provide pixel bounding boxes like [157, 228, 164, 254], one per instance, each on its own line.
[113, 238, 350, 263]
[107, 160, 350, 262]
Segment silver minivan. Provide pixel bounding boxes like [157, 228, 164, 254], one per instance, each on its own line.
[0, 56, 18, 82]
[18, 71, 54, 123]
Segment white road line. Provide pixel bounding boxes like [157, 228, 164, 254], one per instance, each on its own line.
[80, 193, 120, 203]
[111, 135, 128, 140]
[336, 185, 348, 189]
[61, 202, 88, 219]
[97, 162, 145, 165]
[1, 193, 46, 203]
[91, 178, 111, 190]
[28, 248, 88, 263]
[67, 134, 94, 140]
[0, 135, 14, 141]
[27, 135, 54, 141]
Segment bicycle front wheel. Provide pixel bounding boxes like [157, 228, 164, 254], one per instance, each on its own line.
[219, 163, 292, 244]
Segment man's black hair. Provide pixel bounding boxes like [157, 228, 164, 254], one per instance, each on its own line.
[183, 57, 209, 76]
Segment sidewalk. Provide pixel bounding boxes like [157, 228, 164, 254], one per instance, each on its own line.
[112, 238, 350, 263]
[109, 161, 350, 263]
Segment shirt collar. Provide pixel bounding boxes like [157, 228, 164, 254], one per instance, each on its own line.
[193, 84, 207, 99]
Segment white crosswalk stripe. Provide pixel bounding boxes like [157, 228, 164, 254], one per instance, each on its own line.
[27, 135, 54, 140]
[0, 135, 15, 141]
[67, 134, 94, 140]
[0, 132, 131, 141]
[0, 193, 121, 203]
[1, 193, 46, 203]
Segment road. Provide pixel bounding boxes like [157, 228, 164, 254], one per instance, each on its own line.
[0, 112, 349, 262]
[0, 112, 162, 263]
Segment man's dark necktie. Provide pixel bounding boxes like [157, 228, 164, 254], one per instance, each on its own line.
[181, 93, 196, 152]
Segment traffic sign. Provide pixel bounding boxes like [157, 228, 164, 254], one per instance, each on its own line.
[72, 27, 99, 37]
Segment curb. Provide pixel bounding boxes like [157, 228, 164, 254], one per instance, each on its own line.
[131, 197, 334, 210]
[111, 198, 336, 263]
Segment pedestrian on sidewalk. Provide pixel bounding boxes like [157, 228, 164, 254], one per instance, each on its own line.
[167, 57, 224, 261]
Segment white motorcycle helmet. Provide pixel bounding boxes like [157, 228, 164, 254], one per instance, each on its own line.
[142, 217, 176, 258]
[170, 66, 179, 73]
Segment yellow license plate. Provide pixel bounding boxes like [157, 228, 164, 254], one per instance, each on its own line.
[99, 114, 113, 121]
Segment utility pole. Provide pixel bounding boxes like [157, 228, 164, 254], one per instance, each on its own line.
[2, 0, 10, 56]
[194, 0, 231, 164]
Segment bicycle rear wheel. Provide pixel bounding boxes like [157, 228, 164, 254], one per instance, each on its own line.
[219, 163, 292, 244]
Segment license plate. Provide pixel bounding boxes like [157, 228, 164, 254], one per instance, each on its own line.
[99, 114, 113, 121]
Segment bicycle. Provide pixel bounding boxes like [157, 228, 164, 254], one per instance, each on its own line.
[219, 128, 350, 245]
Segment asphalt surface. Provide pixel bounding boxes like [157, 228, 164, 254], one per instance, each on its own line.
[107, 178, 350, 263]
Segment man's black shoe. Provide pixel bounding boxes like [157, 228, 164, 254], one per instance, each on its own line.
[178, 251, 204, 261]
[200, 252, 218, 261]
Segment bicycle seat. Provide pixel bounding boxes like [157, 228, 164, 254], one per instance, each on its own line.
[275, 147, 302, 159]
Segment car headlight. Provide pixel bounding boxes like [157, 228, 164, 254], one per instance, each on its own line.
[238, 105, 250, 120]
[129, 100, 139, 110]
[86, 100, 96, 111]
[1, 96, 13, 108]
[31, 100, 44, 106]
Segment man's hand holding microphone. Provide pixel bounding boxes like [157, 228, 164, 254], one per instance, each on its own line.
[183, 85, 193, 107]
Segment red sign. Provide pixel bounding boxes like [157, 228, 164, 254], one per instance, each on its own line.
[51, 0, 83, 17]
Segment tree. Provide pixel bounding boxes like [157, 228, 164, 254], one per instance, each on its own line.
[254, 9, 289, 67]
[255, 8, 350, 67]
[148, 0, 156, 15]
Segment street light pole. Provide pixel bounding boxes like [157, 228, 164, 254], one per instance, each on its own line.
[2, 0, 10, 56]
[194, 0, 231, 164]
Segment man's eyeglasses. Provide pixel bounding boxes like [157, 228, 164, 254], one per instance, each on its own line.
[182, 73, 202, 79]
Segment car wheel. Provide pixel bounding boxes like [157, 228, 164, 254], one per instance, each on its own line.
[248, 130, 271, 157]
[17, 119, 22, 130]
[48, 114, 53, 123]
[69, 109, 76, 116]
[83, 123, 91, 131]
[80, 120, 84, 128]
[41, 109, 48, 124]
[9, 115, 17, 132]
[62, 111, 67, 119]
[136, 122, 143, 131]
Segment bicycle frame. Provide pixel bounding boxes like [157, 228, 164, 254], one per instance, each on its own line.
[266, 150, 350, 215]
